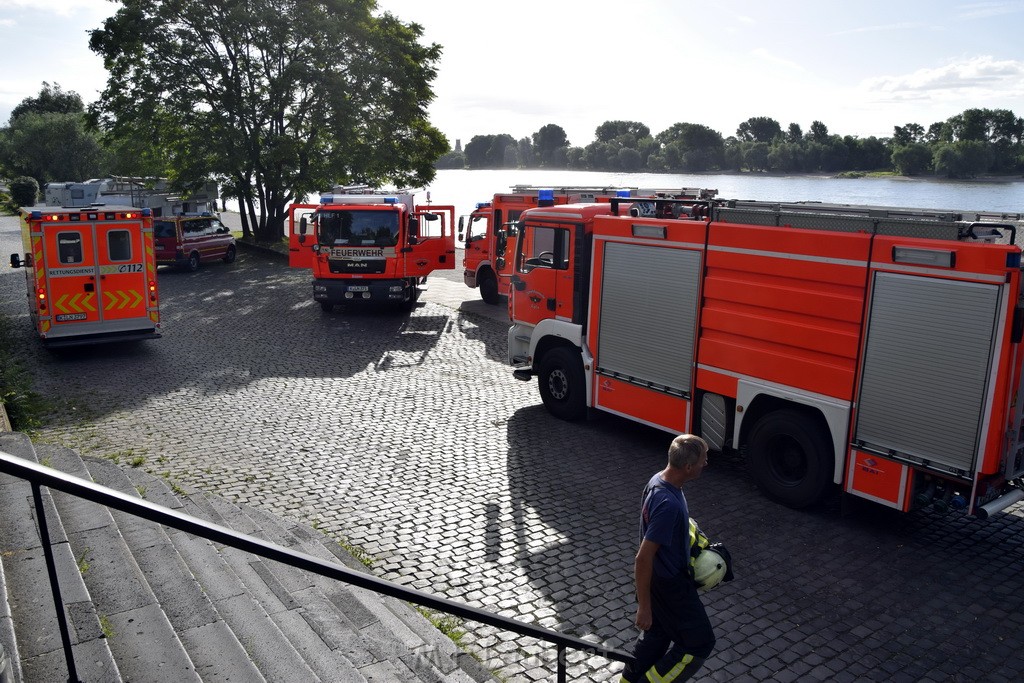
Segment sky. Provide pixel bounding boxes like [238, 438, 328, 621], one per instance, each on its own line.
[1, 0, 1022, 148]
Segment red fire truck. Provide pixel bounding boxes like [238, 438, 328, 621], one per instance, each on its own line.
[507, 196, 1024, 517]
[288, 186, 455, 310]
[8, 206, 161, 347]
[461, 186, 717, 305]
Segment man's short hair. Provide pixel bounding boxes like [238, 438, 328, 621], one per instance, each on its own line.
[668, 434, 708, 469]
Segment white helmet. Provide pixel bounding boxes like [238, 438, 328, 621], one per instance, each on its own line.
[693, 547, 729, 593]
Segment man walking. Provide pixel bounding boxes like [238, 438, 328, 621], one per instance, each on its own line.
[620, 434, 716, 683]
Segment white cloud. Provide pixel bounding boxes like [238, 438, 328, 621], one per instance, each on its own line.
[861, 55, 1024, 99]
[956, 1, 1024, 19]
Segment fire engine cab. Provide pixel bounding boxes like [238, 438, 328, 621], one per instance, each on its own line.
[507, 196, 1024, 518]
[9, 206, 161, 347]
[460, 186, 715, 304]
[289, 186, 455, 310]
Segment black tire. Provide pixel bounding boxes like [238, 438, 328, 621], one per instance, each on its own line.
[479, 271, 500, 305]
[537, 346, 587, 421]
[747, 409, 834, 508]
[186, 251, 201, 272]
[320, 301, 333, 313]
[223, 244, 237, 264]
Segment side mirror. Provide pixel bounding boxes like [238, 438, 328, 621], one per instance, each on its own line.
[458, 216, 465, 242]
[409, 217, 420, 244]
[496, 257, 505, 270]
[10, 253, 22, 269]
[298, 216, 307, 244]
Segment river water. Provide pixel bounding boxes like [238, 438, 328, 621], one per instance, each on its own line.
[419, 169, 1024, 228]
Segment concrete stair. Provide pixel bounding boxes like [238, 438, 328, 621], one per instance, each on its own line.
[0, 432, 493, 683]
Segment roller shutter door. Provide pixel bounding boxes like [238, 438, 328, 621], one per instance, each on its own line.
[597, 242, 701, 395]
[854, 272, 1000, 472]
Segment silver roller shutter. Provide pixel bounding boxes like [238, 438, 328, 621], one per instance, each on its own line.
[854, 272, 1000, 472]
[596, 242, 701, 395]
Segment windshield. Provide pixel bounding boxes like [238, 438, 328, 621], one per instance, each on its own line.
[316, 209, 399, 247]
[154, 220, 176, 239]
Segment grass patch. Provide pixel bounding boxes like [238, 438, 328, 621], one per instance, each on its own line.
[416, 607, 467, 647]
[0, 313, 52, 432]
[337, 537, 374, 569]
[99, 614, 115, 639]
[76, 547, 91, 574]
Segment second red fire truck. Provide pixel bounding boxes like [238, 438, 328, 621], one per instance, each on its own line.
[507, 195, 1024, 518]
[460, 186, 716, 304]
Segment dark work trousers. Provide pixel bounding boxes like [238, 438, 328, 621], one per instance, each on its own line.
[622, 573, 715, 682]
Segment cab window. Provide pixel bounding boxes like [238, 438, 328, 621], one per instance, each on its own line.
[107, 230, 132, 261]
[57, 232, 83, 264]
[517, 225, 570, 273]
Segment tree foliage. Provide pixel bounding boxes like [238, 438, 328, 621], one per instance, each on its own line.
[9, 82, 84, 123]
[736, 117, 782, 143]
[0, 112, 105, 185]
[88, 0, 447, 242]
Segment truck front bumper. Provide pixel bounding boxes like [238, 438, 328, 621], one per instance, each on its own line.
[313, 278, 412, 304]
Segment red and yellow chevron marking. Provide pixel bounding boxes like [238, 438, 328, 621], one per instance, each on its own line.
[103, 289, 144, 310]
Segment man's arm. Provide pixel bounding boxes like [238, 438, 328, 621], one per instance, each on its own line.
[634, 538, 659, 630]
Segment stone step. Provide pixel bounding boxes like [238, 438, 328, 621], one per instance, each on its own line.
[0, 432, 121, 682]
[0, 434, 494, 682]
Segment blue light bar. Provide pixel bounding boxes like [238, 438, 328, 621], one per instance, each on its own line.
[538, 189, 554, 202]
[384, 197, 397, 204]
[31, 210, 42, 219]
[320, 195, 334, 204]
[617, 190, 631, 197]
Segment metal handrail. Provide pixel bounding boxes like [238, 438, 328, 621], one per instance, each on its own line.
[0, 451, 632, 682]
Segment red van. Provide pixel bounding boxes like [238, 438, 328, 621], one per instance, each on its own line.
[154, 214, 236, 271]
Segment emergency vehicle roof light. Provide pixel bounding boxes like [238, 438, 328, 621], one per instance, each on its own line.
[616, 190, 632, 197]
[384, 197, 397, 204]
[1008, 252, 1022, 269]
[892, 246, 954, 268]
[538, 189, 555, 202]
[320, 195, 334, 204]
[31, 210, 42, 219]
[475, 202, 491, 209]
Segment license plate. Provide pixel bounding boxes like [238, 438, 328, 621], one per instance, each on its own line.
[348, 286, 369, 292]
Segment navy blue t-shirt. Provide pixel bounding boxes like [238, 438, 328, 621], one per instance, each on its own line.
[640, 473, 690, 579]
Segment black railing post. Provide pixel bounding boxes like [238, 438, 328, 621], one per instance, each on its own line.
[31, 482, 79, 683]
[557, 643, 567, 682]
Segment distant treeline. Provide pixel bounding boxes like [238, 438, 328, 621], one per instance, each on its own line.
[436, 109, 1024, 178]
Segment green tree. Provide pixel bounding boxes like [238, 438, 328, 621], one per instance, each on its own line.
[0, 112, 105, 185]
[892, 123, 925, 146]
[743, 142, 770, 171]
[89, 0, 447, 243]
[656, 123, 724, 171]
[934, 140, 993, 178]
[786, 123, 803, 143]
[8, 82, 84, 123]
[736, 117, 782, 143]
[9, 176, 39, 207]
[595, 120, 650, 142]
[891, 143, 932, 176]
[807, 120, 830, 143]
[532, 124, 568, 167]
[435, 150, 465, 169]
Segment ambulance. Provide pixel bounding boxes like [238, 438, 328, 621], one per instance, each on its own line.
[9, 205, 161, 347]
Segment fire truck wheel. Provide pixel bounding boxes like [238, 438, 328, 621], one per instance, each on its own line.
[747, 410, 833, 509]
[186, 252, 201, 272]
[538, 347, 587, 421]
[223, 245, 237, 264]
[480, 272, 500, 305]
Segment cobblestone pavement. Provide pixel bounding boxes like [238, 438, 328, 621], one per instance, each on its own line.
[3, 214, 1024, 682]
